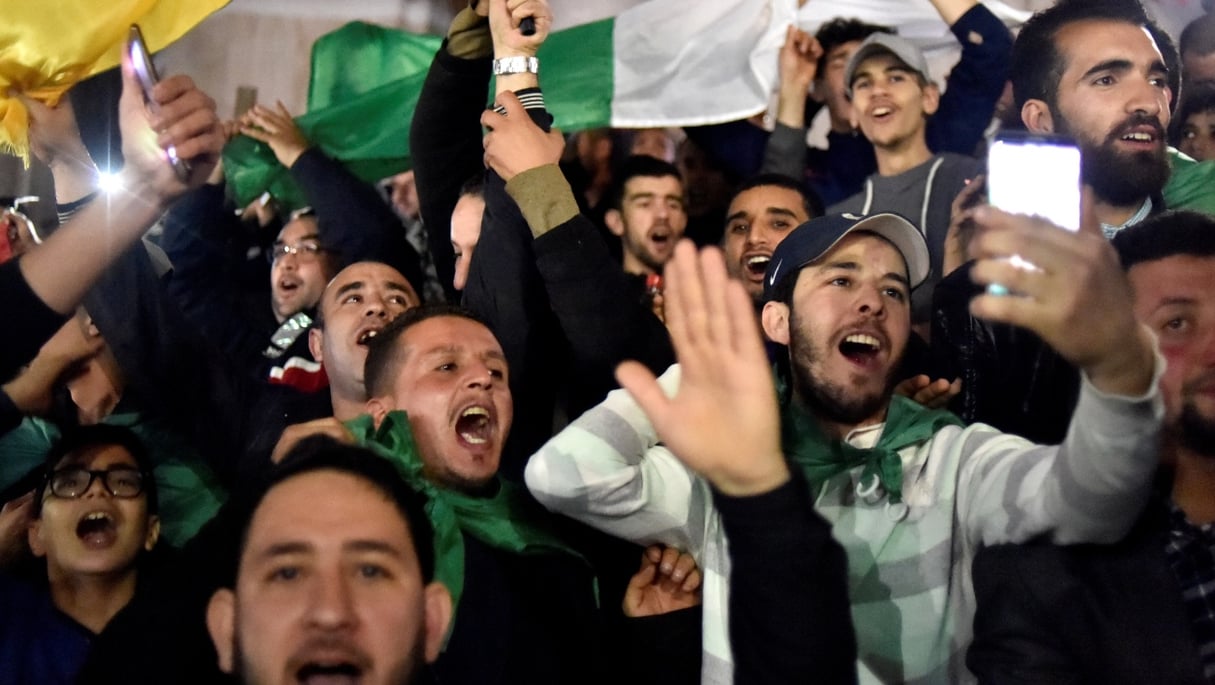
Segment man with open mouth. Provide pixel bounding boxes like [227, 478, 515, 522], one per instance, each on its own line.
[206, 439, 451, 685]
[529, 209, 1164, 683]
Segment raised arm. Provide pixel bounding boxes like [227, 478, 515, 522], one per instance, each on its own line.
[3, 54, 221, 378]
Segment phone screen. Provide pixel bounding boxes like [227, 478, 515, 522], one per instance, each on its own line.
[987, 133, 1082, 232]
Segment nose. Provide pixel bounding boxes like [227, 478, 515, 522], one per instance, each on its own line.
[82, 473, 111, 499]
[466, 362, 497, 390]
[306, 569, 357, 631]
[856, 283, 886, 318]
[364, 295, 388, 319]
[1126, 75, 1164, 117]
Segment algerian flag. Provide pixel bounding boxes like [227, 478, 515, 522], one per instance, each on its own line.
[1, 0, 231, 162]
[224, 0, 1030, 208]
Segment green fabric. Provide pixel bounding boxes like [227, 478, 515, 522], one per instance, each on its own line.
[781, 391, 964, 504]
[224, 18, 616, 210]
[346, 411, 588, 627]
[1164, 148, 1215, 216]
[0, 413, 226, 548]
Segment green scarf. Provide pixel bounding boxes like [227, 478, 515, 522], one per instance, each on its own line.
[345, 411, 588, 624]
[781, 389, 964, 505]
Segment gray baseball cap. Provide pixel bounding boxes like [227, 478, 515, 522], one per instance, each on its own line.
[844, 33, 931, 98]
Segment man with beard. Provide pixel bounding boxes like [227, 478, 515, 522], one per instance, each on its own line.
[969, 211, 1215, 685]
[1010, 0, 1177, 237]
[528, 209, 1164, 683]
[206, 438, 452, 685]
[604, 156, 688, 281]
[927, 0, 1198, 444]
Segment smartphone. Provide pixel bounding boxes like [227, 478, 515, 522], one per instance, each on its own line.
[127, 25, 191, 181]
[987, 131, 1082, 232]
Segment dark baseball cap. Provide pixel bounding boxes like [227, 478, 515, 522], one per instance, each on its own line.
[762, 212, 930, 302]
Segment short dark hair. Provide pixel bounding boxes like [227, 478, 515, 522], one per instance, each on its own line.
[225, 436, 437, 586]
[1171, 85, 1215, 146]
[363, 303, 490, 399]
[1011, 0, 1178, 113]
[726, 173, 824, 223]
[459, 173, 485, 200]
[1113, 210, 1215, 269]
[1181, 13, 1215, 58]
[607, 155, 684, 211]
[35, 424, 159, 517]
[814, 18, 893, 79]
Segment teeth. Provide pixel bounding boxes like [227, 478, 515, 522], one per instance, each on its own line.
[85, 512, 110, 522]
[1123, 132, 1153, 141]
[461, 406, 489, 418]
[746, 255, 770, 267]
[461, 433, 488, 445]
[844, 334, 881, 350]
[873, 107, 892, 116]
[358, 329, 379, 344]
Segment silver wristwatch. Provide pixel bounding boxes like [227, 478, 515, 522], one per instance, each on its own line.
[492, 56, 539, 75]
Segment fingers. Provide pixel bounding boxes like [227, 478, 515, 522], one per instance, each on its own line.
[271, 418, 355, 463]
[628, 555, 657, 588]
[0, 491, 34, 516]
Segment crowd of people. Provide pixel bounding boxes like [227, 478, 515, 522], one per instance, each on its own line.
[2, 0, 1215, 683]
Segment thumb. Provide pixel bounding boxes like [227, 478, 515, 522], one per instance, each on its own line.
[495, 90, 525, 118]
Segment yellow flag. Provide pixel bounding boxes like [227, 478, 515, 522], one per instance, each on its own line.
[0, 0, 229, 162]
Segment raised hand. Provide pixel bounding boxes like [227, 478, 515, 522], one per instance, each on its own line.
[616, 241, 790, 496]
[240, 102, 310, 169]
[489, 0, 552, 57]
[966, 190, 1156, 397]
[481, 91, 564, 181]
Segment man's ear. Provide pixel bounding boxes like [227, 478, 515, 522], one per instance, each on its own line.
[308, 328, 324, 365]
[206, 589, 237, 674]
[28, 517, 45, 558]
[604, 209, 625, 237]
[761, 301, 791, 345]
[365, 397, 390, 429]
[921, 82, 941, 117]
[144, 516, 161, 551]
[423, 582, 454, 663]
[1021, 99, 1056, 133]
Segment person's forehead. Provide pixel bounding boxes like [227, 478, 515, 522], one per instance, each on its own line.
[625, 174, 684, 196]
[1056, 20, 1162, 76]
[277, 215, 320, 243]
[1129, 255, 1215, 305]
[400, 316, 502, 359]
[827, 39, 862, 64]
[245, 471, 413, 556]
[811, 232, 907, 274]
[327, 263, 408, 297]
[55, 443, 138, 471]
[727, 185, 806, 217]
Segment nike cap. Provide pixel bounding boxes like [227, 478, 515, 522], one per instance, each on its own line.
[762, 212, 930, 302]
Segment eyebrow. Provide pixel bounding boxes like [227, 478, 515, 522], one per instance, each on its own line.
[333, 280, 365, 300]
[419, 346, 507, 363]
[1152, 297, 1196, 311]
[275, 233, 322, 245]
[1080, 57, 1168, 82]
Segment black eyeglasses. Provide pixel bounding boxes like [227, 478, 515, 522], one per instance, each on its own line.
[46, 466, 147, 499]
[268, 241, 329, 264]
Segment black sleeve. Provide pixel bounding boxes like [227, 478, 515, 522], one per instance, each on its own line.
[614, 606, 703, 685]
[288, 148, 424, 296]
[0, 260, 70, 381]
[967, 545, 1081, 685]
[160, 183, 269, 371]
[410, 42, 493, 302]
[533, 212, 674, 413]
[714, 471, 857, 684]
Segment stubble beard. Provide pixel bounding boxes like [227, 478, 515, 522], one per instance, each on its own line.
[787, 311, 895, 427]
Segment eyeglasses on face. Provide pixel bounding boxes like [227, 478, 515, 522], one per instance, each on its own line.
[268, 241, 328, 264]
[46, 466, 147, 499]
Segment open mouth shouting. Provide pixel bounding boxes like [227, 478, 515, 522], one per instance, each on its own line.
[296, 661, 363, 685]
[868, 105, 895, 123]
[455, 404, 496, 448]
[1112, 116, 1165, 152]
[743, 253, 771, 283]
[355, 324, 385, 347]
[291, 642, 373, 685]
[76, 510, 118, 549]
[838, 332, 885, 368]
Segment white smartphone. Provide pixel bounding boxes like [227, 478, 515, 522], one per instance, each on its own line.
[127, 25, 191, 181]
[987, 131, 1081, 232]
